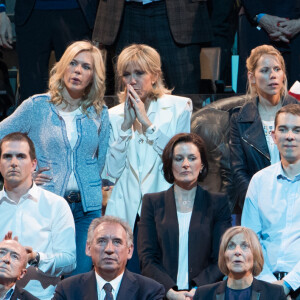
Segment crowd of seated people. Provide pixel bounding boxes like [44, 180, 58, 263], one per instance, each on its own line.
[0, 39, 299, 300]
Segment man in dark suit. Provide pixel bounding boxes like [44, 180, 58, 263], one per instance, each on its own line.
[0, 0, 98, 102]
[0, 239, 38, 300]
[237, 0, 300, 93]
[53, 216, 165, 300]
[92, 0, 213, 95]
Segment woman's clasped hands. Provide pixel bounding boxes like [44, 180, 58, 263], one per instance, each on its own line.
[121, 84, 152, 132]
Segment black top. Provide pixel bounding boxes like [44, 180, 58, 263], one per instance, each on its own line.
[225, 285, 251, 300]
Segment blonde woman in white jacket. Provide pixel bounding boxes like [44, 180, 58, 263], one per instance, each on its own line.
[102, 44, 192, 271]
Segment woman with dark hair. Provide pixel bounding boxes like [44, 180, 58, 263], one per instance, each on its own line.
[138, 133, 232, 300]
[194, 226, 286, 300]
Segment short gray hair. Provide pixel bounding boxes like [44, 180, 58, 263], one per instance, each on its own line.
[87, 216, 133, 247]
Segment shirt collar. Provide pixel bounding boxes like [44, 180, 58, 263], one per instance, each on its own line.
[276, 162, 300, 182]
[3, 285, 15, 300]
[95, 271, 124, 294]
[0, 182, 39, 204]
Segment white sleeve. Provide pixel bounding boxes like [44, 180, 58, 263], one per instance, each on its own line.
[38, 201, 76, 276]
[242, 177, 277, 283]
[103, 123, 133, 180]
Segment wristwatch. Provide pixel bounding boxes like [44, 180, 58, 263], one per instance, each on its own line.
[29, 252, 40, 267]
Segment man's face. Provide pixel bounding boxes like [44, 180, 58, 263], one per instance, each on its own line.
[0, 141, 37, 188]
[0, 240, 27, 284]
[272, 113, 300, 164]
[86, 222, 133, 281]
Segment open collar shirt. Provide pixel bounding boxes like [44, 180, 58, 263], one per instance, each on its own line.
[242, 162, 300, 291]
[0, 183, 76, 299]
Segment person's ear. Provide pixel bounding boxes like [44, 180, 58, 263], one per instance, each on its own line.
[18, 268, 27, 280]
[271, 130, 277, 144]
[127, 244, 134, 260]
[85, 242, 92, 257]
[248, 71, 255, 85]
[31, 159, 37, 173]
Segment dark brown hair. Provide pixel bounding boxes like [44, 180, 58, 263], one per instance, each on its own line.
[275, 103, 300, 128]
[0, 132, 36, 160]
[162, 133, 208, 183]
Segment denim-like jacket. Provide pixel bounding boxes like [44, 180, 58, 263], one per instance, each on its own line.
[0, 93, 110, 212]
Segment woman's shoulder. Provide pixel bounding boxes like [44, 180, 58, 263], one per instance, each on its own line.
[143, 186, 173, 203]
[253, 278, 285, 294]
[194, 281, 224, 299]
[159, 94, 192, 105]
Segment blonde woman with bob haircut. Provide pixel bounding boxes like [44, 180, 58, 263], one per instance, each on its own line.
[0, 40, 110, 276]
[230, 45, 298, 210]
[193, 226, 286, 300]
[102, 44, 192, 270]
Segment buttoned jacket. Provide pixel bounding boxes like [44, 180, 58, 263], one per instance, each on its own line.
[0, 94, 110, 212]
[103, 94, 192, 230]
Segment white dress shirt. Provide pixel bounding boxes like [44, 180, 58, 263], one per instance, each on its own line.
[0, 183, 76, 299]
[176, 211, 192, 290]
[242, 162, 300, 291]
[95, 271, 124, 300]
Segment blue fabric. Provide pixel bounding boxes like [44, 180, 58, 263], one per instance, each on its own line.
[225, 286, 251, 300]
[0, 93, 110, 212]
[67, 202, 101, 275]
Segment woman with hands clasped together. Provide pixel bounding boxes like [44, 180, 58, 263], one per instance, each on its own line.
[138, 133, 232, 300]
[103, 44, 192, 232]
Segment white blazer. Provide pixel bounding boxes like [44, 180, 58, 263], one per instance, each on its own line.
[103, 94, 192, 229]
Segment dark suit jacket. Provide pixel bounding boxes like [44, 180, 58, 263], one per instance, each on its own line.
[52, 269, 165, 300]
[92, 0, 212, 45]
[11, 0, 98, 28]
[229, 95, 298, 209]
[137, 185, 232, 293]
[11, 285, 39, 300]
[193, 278, 286, 300]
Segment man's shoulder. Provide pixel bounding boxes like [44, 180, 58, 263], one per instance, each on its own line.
[12, 286, 39, 300]
[35, 185, 66, 203]
[55, 271, 94, 292]
[251, 162, 280, 182]
[121, 270, 165, 298]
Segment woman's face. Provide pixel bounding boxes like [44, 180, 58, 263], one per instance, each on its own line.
[63, 51, 94, 99]
[172, 142, 202, 189]
[250, 54, 284, 101]
[122, 63, 157, 102]
[225, 233, 254, 278]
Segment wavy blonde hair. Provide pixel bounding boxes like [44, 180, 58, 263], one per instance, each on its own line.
[49, 40, 106, 115]
[116, 44, 172, 103]
[246, 44, 287, 99]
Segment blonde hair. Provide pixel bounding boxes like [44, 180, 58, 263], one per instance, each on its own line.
[116, 44, 171, 102]
[246, 44, 287, 99]
[218, 226, 264, 276]
[49, 40, 106, 115]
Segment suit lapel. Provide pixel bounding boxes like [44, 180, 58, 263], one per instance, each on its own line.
[117, 270, 138, 299]
[164, 186, 180, 277]
[251, 278, 261, 300]
[140, 97, 174, 183]
[82, 271, 98, 300]
[215, 280, 227, 300]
